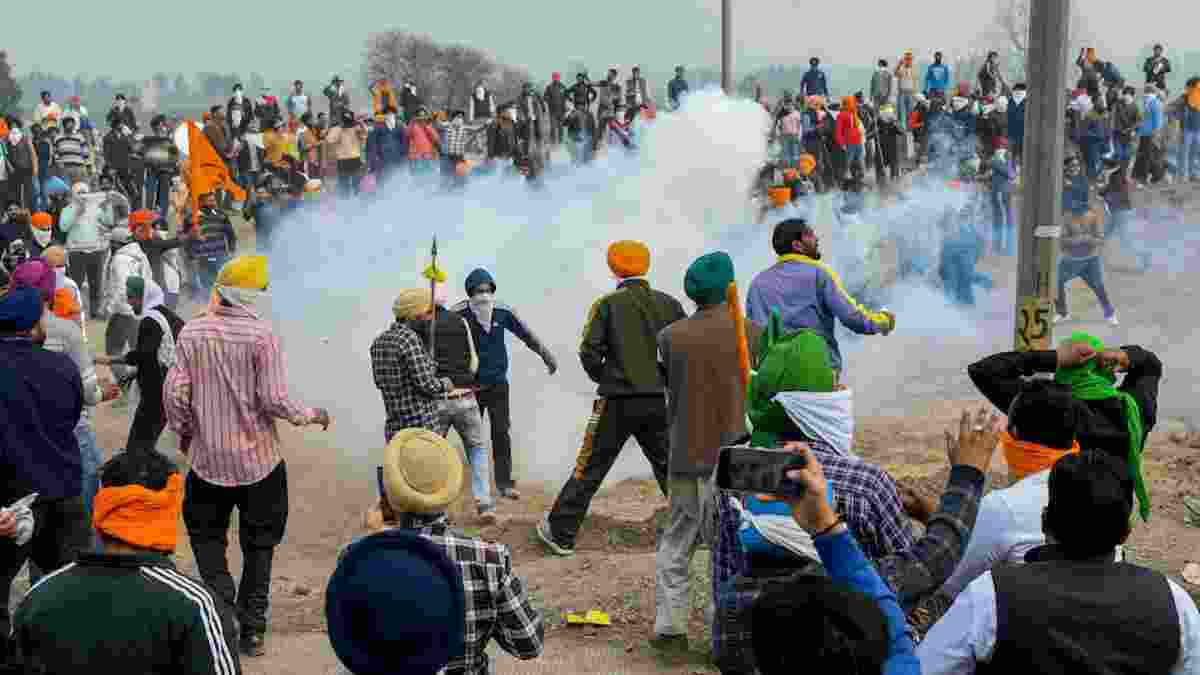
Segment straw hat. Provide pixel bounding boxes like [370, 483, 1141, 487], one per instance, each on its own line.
[382, 429, 464, 514]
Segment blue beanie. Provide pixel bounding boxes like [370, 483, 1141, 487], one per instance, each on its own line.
[326, 530, 466, 675]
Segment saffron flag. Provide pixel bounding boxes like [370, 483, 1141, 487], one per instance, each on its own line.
[185, 120, 245, 227]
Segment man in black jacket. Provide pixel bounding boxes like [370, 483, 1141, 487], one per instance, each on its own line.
[1144, 44, 1171, 92]
[566, 72, 598, 114]
[544, 73, 568, 146]
[106, 94, 138, 133]
[538, 240, 685, 557]
[10, 449, 241, 675]
[967, 339, 1160, 470]
[918, 451, 1200, 674]
[411, 292, 498, 525]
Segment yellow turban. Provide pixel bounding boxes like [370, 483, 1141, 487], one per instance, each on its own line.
[216, 255, 268, 290]
[392, 288, 432, 320]
[607, 240, 650, 278]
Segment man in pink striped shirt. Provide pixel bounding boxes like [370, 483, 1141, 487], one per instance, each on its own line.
[164, 255, 330, 658]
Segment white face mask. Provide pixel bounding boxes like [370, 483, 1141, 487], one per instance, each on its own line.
[384, 113, 396, 127]
[475, 87, 485, 98]
[234, 91, 243, 101]
[1012, 92, 1027, 104]
[116, 100, 126, 110]
[1124, 95, 1135, 104]
[469, 292, 496, 331]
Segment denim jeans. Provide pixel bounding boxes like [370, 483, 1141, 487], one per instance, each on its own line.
[845, 144, 865, 177]
[897, 93, 914, 132]
[941, 240, 979, 306]
[990, 188, 1014, 256]
[780, 136, 802, 165]
[435, 395, 494, 511]
[1105, 208, 1151, 272]
[144, 172, 171, 216]
[1178, 130, 1200, 180]
[1056, 256, 1115, 317]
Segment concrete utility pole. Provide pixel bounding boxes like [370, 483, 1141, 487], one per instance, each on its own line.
[1014, 0, 1071, 352]
[721, 0, 733, 94]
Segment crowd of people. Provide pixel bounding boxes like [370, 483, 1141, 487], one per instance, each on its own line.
[0, 45, 1196, 675]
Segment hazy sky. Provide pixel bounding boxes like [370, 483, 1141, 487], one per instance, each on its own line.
[7, 0, 1196, 83]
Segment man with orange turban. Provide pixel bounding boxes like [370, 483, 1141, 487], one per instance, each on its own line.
[537, 241, 686, 557]
[10, 449, 240, 673]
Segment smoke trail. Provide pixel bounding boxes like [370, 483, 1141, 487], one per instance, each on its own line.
[264, 89, 1000, 485]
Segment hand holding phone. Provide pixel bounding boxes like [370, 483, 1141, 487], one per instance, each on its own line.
[778, 443, 841, 535]
[716, 445, 809, 498]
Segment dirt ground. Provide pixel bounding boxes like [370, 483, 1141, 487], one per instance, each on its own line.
[28, 183, 1200, 674]
[76, 399, 1200, 675]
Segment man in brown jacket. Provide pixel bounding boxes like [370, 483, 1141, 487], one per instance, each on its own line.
[652, 251, 747, 651]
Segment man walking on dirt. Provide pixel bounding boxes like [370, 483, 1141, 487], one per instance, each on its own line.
[537, 241, 685, 557]
[453, 269, 558, 500]
[653, 251, 746, 652]
[164, 255, 331, 658]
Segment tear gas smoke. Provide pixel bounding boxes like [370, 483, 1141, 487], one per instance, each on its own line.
[263, 89, 1195, 487]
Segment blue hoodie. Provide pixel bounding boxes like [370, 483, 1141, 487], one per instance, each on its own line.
[801, 67, 829, 98]
[1007, 97, 1027, 145]
[925, 63, 952, 95]
[452, 268, 548, 385]
[1138, 94, 1163, 137]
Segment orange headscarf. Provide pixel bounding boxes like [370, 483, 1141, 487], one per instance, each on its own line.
[1000, 432, 1080, 482]
[1085, 48, 1098, 65]
[92, 473, 184, 552]
[52, 287, 81, 321]
[129, 209, 158, 241]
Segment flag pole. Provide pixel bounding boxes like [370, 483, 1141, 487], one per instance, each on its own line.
[428, 236, 439, 356]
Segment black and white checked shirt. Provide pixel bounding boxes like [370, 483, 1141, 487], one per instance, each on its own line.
[370, 321, 452, 439]
[412, 514, 544, 675]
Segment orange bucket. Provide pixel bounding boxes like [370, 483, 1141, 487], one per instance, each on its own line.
[767, 185, 792, 207]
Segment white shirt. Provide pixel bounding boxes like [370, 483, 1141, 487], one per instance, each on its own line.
[940, 470, 1051, 598]
[918, 569, 1200, 674]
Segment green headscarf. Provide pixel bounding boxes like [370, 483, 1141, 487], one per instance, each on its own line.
[126, 275, 146, 300]
[1054, 332, 1149, 521]
[684, 252, 734, 308]
[747, 311, 835, 447]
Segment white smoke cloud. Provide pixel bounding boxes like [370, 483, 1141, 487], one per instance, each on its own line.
[264, 89, 996, 487]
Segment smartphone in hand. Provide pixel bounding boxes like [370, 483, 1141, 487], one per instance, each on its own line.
[716, 446, 808, 498]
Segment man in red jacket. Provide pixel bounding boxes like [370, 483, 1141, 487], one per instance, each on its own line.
[835, 96, 865, 181]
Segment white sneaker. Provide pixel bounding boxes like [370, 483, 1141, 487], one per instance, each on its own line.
[1053, 313, 1071, 324]
[1108, 314, 1120, 326]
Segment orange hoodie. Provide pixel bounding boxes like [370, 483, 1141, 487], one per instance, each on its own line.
[835, 96, 863, 147]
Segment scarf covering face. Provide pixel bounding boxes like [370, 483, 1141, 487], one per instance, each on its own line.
[773, 389, 854, 456]
[468, 292, 495, 333]
[93, 472, 184, 552]
[1000, 432, 1081, 482]
[213, 255, 268, 314]
[1054, 332, 1149, 520]
[135, 279, 176, 369]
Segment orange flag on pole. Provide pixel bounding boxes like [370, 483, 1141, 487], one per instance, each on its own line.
[185, 120, 245, 228]
[727, 281, 751, 393]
